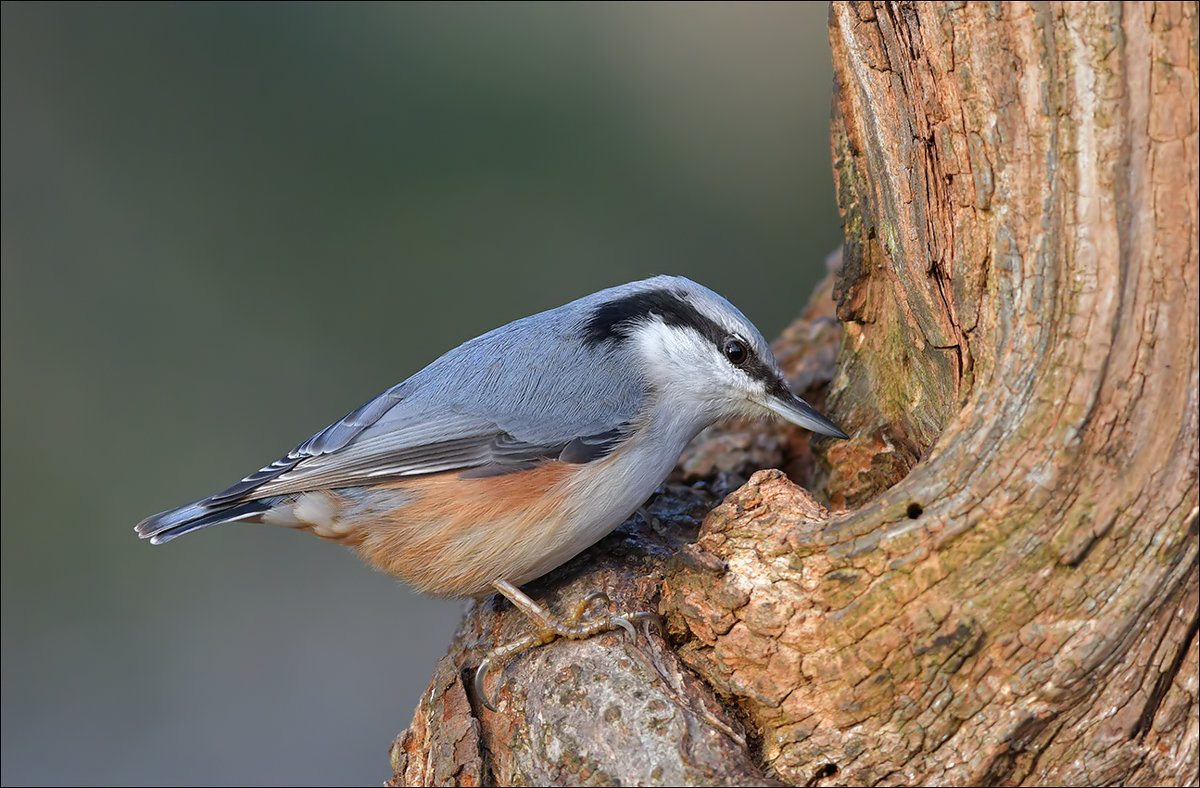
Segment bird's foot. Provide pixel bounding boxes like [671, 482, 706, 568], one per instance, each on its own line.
[473, 579, 659, 711]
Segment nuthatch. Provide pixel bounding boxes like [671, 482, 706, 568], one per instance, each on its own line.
[136, 275, 848, 707]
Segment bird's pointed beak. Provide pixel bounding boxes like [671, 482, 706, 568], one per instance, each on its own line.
[759, 386, 849, 439]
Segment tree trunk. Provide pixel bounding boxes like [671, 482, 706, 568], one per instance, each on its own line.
[389, 3, 1199, 785]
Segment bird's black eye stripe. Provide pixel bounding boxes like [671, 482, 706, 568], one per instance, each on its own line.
[722, 337, 749, 366]
[582, 289, 724, 348]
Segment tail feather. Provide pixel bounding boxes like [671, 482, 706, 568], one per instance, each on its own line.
[135, 499, 274, 545]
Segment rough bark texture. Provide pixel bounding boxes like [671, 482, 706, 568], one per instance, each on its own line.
[390, 2, 1198, 785]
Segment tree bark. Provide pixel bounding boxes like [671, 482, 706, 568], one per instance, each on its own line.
[389, 2, 1198, 785]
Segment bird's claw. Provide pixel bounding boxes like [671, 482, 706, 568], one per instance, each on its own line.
[567, 591, 613, 624]
[472, 585, 657, 713]
[474, 654, 496, 712]
[611, 615, 636, 637]
[474, 628, 552, 712]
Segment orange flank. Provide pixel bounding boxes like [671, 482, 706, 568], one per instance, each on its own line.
[296, 463, 580, 598]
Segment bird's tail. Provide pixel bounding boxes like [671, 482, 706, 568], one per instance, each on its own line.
[134, 498, 273, 545]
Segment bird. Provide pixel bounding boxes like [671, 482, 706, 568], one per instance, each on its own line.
[135, 275, 848, 708]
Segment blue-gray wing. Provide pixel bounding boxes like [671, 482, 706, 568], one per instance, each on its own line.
[203, 308, 646, 504]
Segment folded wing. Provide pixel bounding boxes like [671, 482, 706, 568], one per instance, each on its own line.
[136, 311, 646, 543]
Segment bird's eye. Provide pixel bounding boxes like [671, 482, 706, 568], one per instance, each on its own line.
[723, 337, 749, 366]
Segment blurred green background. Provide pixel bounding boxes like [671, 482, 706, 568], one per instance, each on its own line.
[1, 3, 839, 785]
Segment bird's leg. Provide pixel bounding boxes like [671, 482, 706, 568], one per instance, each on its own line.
[473, 579, 657, 711]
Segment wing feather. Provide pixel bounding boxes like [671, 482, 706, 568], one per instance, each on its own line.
[202, 304, 648, 505]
